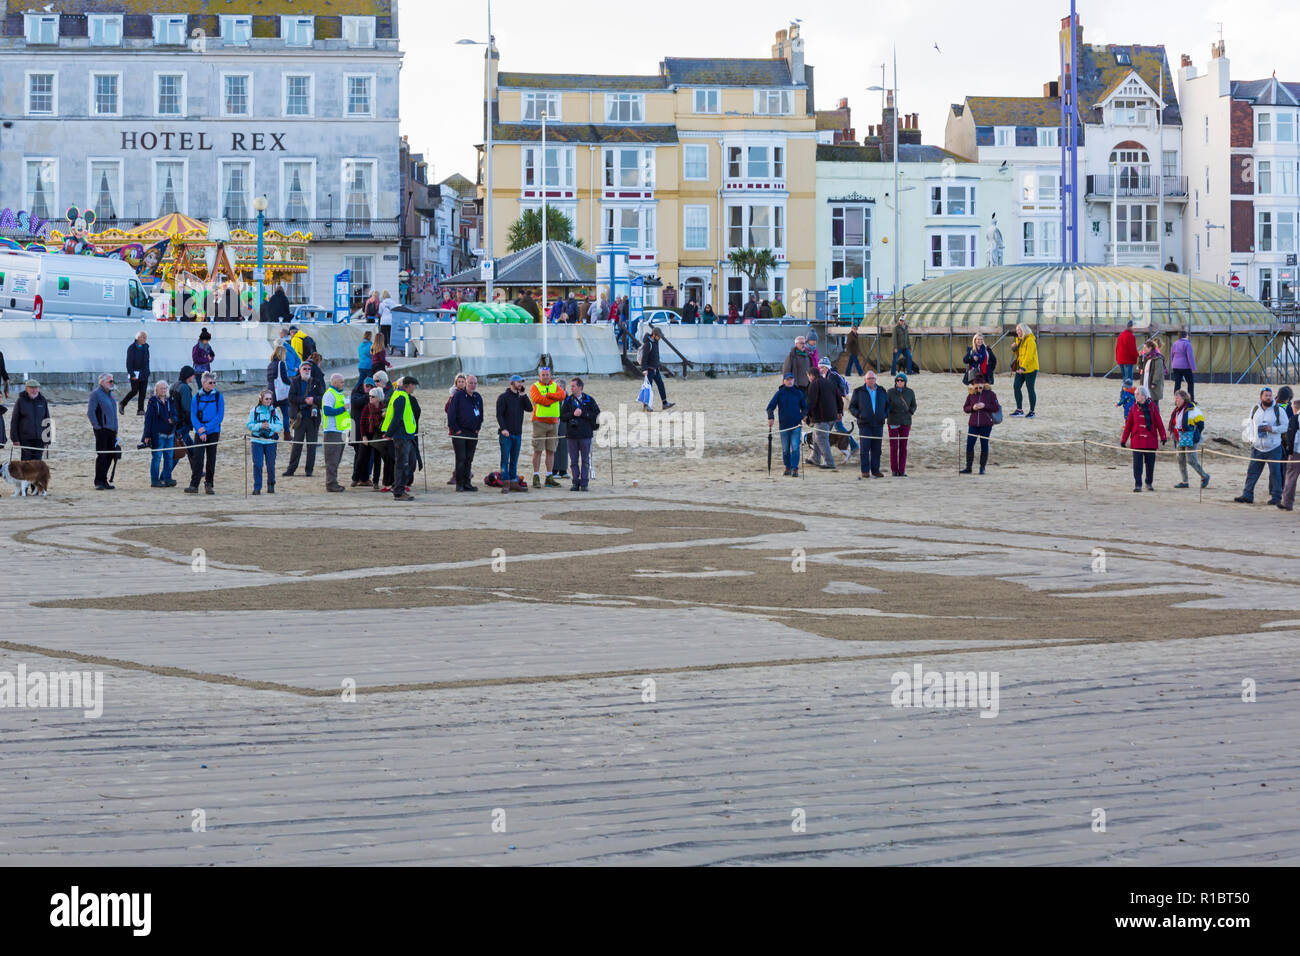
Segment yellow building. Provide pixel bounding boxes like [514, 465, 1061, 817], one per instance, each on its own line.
[478, 24, 816, 312]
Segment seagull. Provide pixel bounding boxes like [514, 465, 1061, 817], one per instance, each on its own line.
[934, 42, 942, 53]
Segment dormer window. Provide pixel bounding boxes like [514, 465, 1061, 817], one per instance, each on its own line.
[343, 16, 375, 48]
[89, 15, 122, 46]
[222, 15, 252, 46]
[24, 14, 59, 45]
[1115, 52, 1132, 65]
[1112, 98, 1152, 125]
[154, 15, 186, 46]
[283, 16, 315, 47]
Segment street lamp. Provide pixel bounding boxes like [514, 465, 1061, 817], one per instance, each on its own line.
[457, 0, 495, 304]
[868, 47, 901, 296]
[252, 193, 268, 320]
[541, 109, 549, 361]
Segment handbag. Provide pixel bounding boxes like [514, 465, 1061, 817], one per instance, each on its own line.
[990, 409, 1003, 425]
[637, 375, 652, 407]
[1177, 430, 1196, 448]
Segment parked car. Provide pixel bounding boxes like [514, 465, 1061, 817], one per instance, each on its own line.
[0, 249, 153, 320]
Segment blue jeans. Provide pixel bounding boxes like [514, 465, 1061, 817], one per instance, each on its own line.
[1118, 363, 1135, 384]
[859, 432, 883, 475]
[251, 441, 277, 492]
[150, 434, 175, 484]
[499, 433, 522, 481]
[833, 419, 859, 452]
[567, 437, 592, 488]
[892, 348, 913, 374]
[845, 352, 864, 376]
[779, 425, 801, 471]
[1242, 445, 1285, 503]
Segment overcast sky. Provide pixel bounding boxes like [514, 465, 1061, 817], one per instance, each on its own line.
[404, 0, 1300, 182]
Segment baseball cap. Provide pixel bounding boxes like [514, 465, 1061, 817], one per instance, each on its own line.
[363, 376, 375, 386]
[24, 378, 40, 388]
[509, 374, 524, 382]
[782, 371, 794, 380]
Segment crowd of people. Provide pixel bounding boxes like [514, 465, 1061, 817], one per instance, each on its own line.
[2, 315, 1297, 512]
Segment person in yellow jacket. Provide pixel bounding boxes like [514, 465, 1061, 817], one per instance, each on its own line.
[529, 366, 565, 487]
[1010, 323, 1040, 418]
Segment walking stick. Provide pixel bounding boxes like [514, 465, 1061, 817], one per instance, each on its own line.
[244, 435, 249, 498]
[767, 427, 774, 475]
[1082, 439, 1088, 491]
[421, 433, 428, 492]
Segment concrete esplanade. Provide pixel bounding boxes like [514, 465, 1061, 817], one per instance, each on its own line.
[1, 319, 806, 386]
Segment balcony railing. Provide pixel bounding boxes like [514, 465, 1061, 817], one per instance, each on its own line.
[1104, 241, 1161, 260]
[0, 217, 403, 241]
[1086, 175, 1188, 199]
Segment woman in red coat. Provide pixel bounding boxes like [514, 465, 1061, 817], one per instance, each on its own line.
[1115, 321, 1139, 382]
[1120, 385, 1167, 492]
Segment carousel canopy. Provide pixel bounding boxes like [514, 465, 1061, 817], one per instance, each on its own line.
[130, 212, 207, 238]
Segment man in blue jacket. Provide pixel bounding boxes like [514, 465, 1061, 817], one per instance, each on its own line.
[848, 369, 888, 478]
[448, 373, 485, 491]
[559, 377, 601, 491]
[119, 331, 150, 416]
[186, 372, 224, 494]
[766, 371, 808, 477]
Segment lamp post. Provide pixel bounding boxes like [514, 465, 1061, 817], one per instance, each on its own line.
[457, 0, 495, 304]
[868, 46, 900, 296]
[541, 109, 549, 360]
[252, 193, 268, 321]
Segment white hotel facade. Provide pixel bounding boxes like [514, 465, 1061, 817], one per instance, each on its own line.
[0, 1, 403, 309]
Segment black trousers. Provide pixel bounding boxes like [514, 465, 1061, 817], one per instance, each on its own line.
[352, 440, 372, 482]
[286, 417, 319, 474]
[190, 432, 219, 486]
[374, 439, 394, 487]
[93, 428, 116, 485]
[19, 445, 45, 461]
[453, 433, 478, 487]
[393, 436, 417, 494]
[1132, 450, 1156, 487]
[120, 375, 149, 413]
[1172, 369, 1195, 402]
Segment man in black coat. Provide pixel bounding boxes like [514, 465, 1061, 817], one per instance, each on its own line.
[284, 363, 325, 477]
[10, 380, 51, 460]
[638, 327, 675, 411]
[559, 377, 601, 491]
[742, 293, 760, 321]
[805, 362, 843, 470]
[495, 375, 533, 489]
[266, 286, 292, 325]
[448, 373, 485, 491]
[848, 370, 889, 478]
[120, 331, 151, 415]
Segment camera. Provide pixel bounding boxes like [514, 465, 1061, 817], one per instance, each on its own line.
[136, 441, 149, 449]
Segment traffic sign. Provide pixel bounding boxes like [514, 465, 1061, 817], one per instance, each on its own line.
[480, 259, 494, 281]
[1229, 273, 1241, 289]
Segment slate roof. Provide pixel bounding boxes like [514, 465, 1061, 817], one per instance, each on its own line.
[443, 241, 597, 287]
[498, 72, 664, 91]
[661, 57, 795, 87]
[1231, 78, 1300, 106]
[817, 143, 968, 164]
[1077, 44, 1180, 124]
[963, 96, 1062, 128]
[492, 123, 679, 145]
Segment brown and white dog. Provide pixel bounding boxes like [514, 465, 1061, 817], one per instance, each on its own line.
[2, 459, 50, 497]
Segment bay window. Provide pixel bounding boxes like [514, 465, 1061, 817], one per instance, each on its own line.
[931, 183, 976, 216]
[603, 206, 655, 250]
[604, 148, 655, 189]
[930, 232, 977, 269]
[523, 146, 576, 189]
[1022, 220, 1061, 258]
[727, 204, 785, 250]
[1259, 211, 1298, 253]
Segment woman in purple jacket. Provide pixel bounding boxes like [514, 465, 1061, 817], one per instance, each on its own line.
[960, 374, 1001, 475]
[192, 327, 215, 375]
[1170, 329, 1195, 402]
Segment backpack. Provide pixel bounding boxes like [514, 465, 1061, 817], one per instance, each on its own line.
[484, 471, 504, 487]
[831, 370, 850, 398]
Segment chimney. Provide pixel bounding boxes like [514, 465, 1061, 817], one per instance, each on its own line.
[838, 96, 848, 110]
[910, 112, 918, 129]
[1181, 53, 1193, 68]
[1044, 80, 1059, 97]
[881, 91, 897, 163]
[1211, 39, 1225, 59]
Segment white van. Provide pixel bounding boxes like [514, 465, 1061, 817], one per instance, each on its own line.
[0, 249, 154, 321]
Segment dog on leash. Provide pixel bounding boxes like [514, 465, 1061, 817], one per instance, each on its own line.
[2, 459, 50, 497]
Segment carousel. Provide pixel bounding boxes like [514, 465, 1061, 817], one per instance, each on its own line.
[3, 209, 311, 319]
